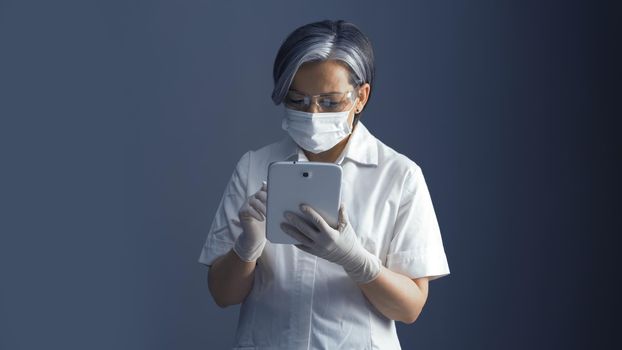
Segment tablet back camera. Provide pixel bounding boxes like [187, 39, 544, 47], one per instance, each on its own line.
[302, 171, 309, 178]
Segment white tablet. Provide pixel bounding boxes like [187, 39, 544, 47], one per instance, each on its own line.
[266, 161, 343, 244]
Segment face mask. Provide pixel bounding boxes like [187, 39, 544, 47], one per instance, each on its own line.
[281, 101, 358, 154]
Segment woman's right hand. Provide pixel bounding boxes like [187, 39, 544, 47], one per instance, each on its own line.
[231, 181, 268, 262]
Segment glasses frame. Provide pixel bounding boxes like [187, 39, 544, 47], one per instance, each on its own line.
[284, 86, 360, 112]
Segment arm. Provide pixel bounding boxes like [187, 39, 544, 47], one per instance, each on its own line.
[207, 249, 257, 308]
[358, 269, 428, 324]
[280, 203, 431, 324]
[207, 181, 269, 308]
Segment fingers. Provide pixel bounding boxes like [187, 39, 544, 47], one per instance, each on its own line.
[249, 197, 266, 218]
[280, 222, 314, 246]
[294, 243, 314, 255]
[237, 181, 269, 223]
[254, 181, 267, 199]
[231, 218, 242, 228]
[284, 211, 318, 240]
[299, 204, 332, 232]
[240, 202, 263, 221]
[254, 190, 267, 203]
[252, 182, 268, 206]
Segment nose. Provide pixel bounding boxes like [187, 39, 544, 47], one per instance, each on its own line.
[307, 103, 321, 113]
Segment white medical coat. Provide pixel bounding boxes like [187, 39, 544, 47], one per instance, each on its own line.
[198, 121, 450, 349]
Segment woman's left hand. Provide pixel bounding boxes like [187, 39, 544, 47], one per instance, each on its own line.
[280, 203, 381, 284]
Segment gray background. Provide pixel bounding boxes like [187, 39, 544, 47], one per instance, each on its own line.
[1, 0, 619, 349]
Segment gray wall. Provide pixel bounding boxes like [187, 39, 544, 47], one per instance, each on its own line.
[1, 0, 618, 349]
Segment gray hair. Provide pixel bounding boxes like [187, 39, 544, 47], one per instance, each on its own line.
[271, 20, 375, 119]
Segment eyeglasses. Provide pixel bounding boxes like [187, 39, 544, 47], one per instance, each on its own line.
[284, 88, 359, 112]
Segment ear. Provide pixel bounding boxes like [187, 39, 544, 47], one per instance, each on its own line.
[355, 82, 371, 113]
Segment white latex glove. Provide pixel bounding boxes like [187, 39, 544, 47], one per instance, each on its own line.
[231, 181, 267, 262]
[280, 203, 382, 284]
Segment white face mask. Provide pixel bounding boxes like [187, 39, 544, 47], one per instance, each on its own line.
[281, 101, 358, 154]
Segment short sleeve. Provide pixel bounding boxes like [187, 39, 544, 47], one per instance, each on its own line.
[197, 151, 250, 267]
[385, 165, 450, 281]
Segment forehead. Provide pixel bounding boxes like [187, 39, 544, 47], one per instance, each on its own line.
[290, 60, 353, 95]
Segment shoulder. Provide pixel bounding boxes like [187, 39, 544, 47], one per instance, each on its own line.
[234, 137, 287, 165]
[245, 136, 290, 166]
[231, 137, 290, 186]
[375, 137, 423, 186]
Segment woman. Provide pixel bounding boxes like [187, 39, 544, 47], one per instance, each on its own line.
[198, 19, 450, 349]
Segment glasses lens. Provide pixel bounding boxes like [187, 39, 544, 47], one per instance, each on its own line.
[284, 92, 308, 110]
[318, 95, 346, 110]
[285, 90, 356, 112]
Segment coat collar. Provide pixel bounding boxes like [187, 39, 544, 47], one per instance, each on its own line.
[280, 120, 379, 166]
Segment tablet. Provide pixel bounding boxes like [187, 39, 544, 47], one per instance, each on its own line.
[266, 161, 343, 244]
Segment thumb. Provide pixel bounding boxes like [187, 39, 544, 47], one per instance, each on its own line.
[337, 205, 348, 230]
[231, 218, 243, 228]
